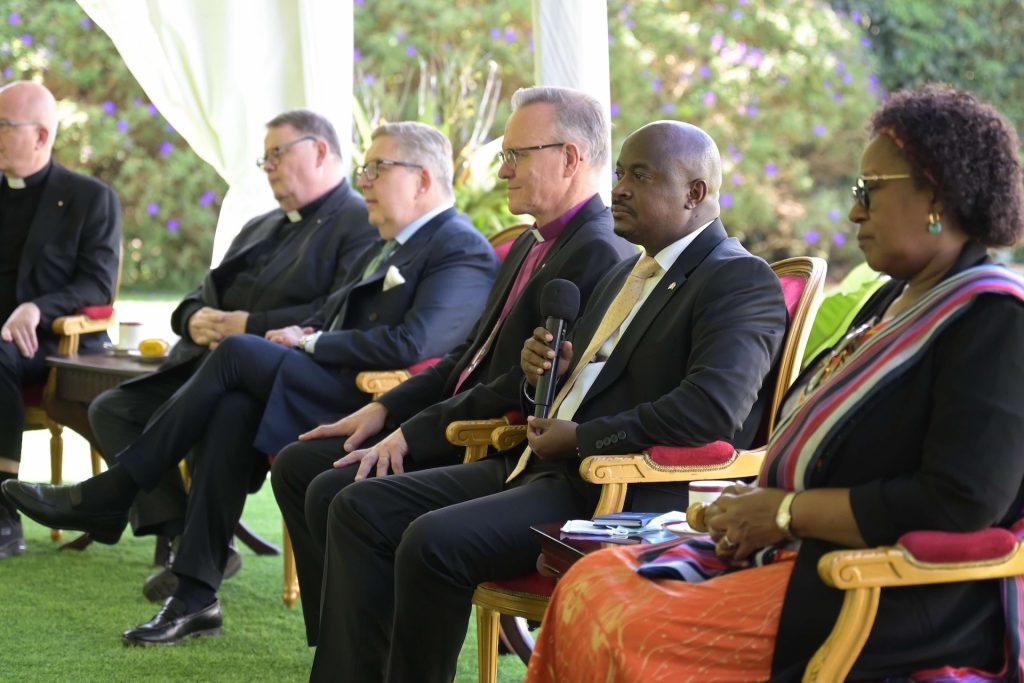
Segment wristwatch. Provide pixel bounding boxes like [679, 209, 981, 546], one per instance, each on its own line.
[775, 491, 798, 537]
[299, 331, 321, 354]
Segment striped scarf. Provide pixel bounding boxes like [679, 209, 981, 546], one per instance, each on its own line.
[638, 264, 1024, 681]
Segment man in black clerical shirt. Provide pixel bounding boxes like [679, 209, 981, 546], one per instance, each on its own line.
[0, 81, 121, 560]
[85, 109, 376, 597]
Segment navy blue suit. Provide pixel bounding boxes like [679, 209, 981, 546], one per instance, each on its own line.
[1, 162, 120, 461]
[108, 207, 498, 591]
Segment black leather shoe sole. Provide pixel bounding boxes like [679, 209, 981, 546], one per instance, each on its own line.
[122, 598, 223, 646]
[1, 481, 127, 545]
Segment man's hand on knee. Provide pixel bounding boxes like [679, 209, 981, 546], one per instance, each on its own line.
[300, 402, 389, 451]
[1, 302, 41, 358]
[333, 427, 409, 481]
[265, 325, 310, 348]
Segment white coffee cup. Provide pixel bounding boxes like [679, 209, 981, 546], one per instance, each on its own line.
[118, 321, 145, 349]
[688, 480, 735, 506]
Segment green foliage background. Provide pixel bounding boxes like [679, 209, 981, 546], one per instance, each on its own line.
[3, 0, 1023, 291]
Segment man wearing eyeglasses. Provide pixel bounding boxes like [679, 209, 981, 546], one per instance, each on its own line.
[271, 85, 634, 647]
[0, 81, 121, 560]
[86, 109, 376, 594]
[4, 121, 499, 646]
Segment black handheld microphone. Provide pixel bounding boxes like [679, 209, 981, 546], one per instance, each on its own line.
[534, 279, 581, 418]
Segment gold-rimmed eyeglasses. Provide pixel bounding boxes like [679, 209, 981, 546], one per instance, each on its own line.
[355, 158, 423, 182]
[496, 142, 565, 170]
[256, 136, 317, 170]
[851, 174, 913, 210]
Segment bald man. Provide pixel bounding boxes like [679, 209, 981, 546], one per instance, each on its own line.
[0, 81, 121, 559]
[309, 120, 788, 681]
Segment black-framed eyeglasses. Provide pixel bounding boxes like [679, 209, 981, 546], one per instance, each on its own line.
[496, 142, 565, 170]
[355, 158, 423, 181]
[0, 119, 41, 132]
[256, 135, 317, 169]
[851, 174, 913, 210]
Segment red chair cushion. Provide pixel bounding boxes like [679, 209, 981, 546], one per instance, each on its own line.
[778, 274, 806, 320]
[406, 358, 440, 376]
[645, 441, 735, 467]
[898, 528, 1017, 564]
[481, 572, 556, 597]
[78, 305, 114, 320]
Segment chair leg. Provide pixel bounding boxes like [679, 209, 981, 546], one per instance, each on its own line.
[90, 447, 103, 476]
[476, 604, 500, 683]
[282, 523, 300, 608]
[47, 419, 64, 542]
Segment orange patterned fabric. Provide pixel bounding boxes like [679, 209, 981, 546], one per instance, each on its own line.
[525, 545, 794, 683]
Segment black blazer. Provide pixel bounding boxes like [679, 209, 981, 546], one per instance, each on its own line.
[126, 181, 375, 390]
[380, 195, 634, 464]
[771, 244, 1024, 679]
[564, 220, 786, 459]
[16, 162, 121, 354]
[303, 206, 499, 370]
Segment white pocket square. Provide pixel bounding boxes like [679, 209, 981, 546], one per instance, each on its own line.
[383, 265, 406, 292]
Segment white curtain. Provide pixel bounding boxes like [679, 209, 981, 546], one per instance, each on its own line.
[76, 0, 353, 266]
[532, 0, 611, 199]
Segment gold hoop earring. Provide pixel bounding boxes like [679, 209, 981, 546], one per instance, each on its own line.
[927, 212, 942, 235]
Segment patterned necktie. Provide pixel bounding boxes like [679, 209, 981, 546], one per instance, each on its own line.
[507, 254, 661, 481]
[361, 240, 398, 280]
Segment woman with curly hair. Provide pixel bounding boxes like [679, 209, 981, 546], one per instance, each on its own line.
[524, 84, 1024, 682]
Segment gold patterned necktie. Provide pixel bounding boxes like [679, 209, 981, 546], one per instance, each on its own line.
[507, 254, 661, 482]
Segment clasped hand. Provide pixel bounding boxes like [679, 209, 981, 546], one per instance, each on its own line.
[265, 325, 313, 348]
[704, 484, 791, 564]
[188, 307, 250, 349]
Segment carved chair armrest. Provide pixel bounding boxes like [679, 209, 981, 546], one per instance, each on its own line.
[447, 418, 513, 465]
[806, 528, 1023, 682]
[490, 424, 527, 451]
[52, 309, 116, 356]
[355, 370, 412, 399]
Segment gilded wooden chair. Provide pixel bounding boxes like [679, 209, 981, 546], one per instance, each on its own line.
[802, 524, 1024, 681]
[454, 256, 827, 681]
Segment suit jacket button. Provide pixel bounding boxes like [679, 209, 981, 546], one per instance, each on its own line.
[610, 435, 619, 444]
[617, 430, 626, 439]
[368, 313, 379, 322]
[595, 439, 604, 449]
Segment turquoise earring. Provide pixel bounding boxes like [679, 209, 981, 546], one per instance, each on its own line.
[928, 212, 942, 234]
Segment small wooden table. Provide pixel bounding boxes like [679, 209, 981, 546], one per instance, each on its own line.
[531, 521, 682, 578]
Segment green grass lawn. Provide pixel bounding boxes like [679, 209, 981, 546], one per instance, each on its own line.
[2, 483, 528, 682]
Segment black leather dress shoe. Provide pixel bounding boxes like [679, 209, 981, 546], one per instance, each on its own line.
[143, 544, 243, 602]
[0, 481, 127, 545]
[123, 597, 223, 646]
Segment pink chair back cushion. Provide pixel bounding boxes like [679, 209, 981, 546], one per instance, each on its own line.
[778, 274, 806, 320]
[645, 440, 735, 467]
[406, 358, 440, 375]
[493, 239, 516, 264]
[22, 382, 44, 408]
[78, 305, 115, 320]
[482, 572, 557, 597]
[898, 528, 1017, 563]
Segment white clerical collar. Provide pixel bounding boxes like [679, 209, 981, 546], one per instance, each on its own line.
[5, 174, 26, 190]
[285, 210, 302, 223]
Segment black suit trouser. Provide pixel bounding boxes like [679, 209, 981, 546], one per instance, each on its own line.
[311, 455, 597, 683]
[0, 339, 50, 462]
[89, 370, 191, 536]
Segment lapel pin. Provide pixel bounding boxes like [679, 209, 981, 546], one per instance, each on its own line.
[57, 200, 64, 207]
[667, 282, 677, 290]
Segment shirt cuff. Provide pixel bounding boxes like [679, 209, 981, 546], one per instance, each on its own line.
[302, 331, 323, 355]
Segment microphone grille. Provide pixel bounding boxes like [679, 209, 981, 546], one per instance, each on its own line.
[540, 279, 581, 322]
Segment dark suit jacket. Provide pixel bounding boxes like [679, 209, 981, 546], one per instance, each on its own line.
[253, 206, 499, 453]
[564, 220, 786, 457]
[127, 180, 375, 388]
[771, 244, 1024, 680]
[15, 162, 121, 354]
[379, 195, 634, 464]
